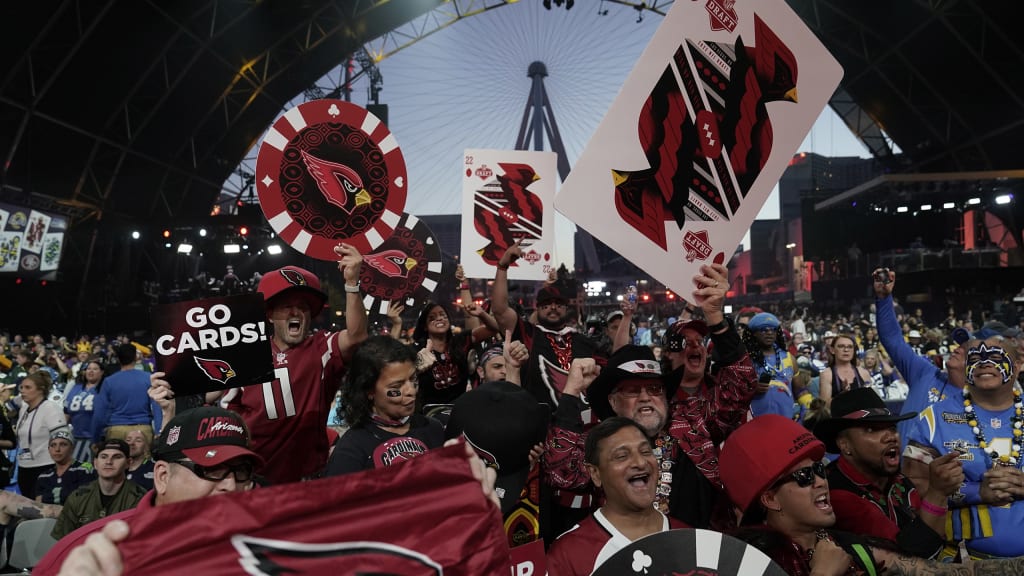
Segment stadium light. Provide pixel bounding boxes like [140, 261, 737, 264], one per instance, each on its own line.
[896, 206, 908, 213]
[131, 231, 140, 240]
[199, 228, 208, 237]
[942, 202, 956, 209]
[920, 204, 932, 211]
[224, 244, 241, 254]
[267, 244, 283, 255]
[967, 198, 981, 205]
[177, 243, 193, 254]
[995, 194, 1013, 205]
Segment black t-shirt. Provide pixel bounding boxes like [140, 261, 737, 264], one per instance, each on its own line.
[324, 414, 445, 476]
[416, 333, 473, 406]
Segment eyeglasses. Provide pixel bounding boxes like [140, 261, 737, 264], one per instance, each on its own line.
[775, 461, 827, 488]
[538, 301, 566, 310]
[175, 459, 254, 484]
[613, 381, 665, 398]
[833, 344, 855, 351]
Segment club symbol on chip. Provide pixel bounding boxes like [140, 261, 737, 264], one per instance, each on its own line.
[631, 550, 652, 573]
[328, 103, 340, 117]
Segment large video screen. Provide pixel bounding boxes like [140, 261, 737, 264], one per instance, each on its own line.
[0, 203, 68, 278]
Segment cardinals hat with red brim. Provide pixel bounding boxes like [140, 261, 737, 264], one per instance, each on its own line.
[153, 406, 264, 468]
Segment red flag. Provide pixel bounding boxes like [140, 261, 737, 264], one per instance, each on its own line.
[116, 444, 512, 575]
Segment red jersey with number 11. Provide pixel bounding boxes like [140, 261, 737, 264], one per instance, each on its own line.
[226, 330, 345, 484]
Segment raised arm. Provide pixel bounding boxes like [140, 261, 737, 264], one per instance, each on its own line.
[612, 300, 635, 354]
[501, 329, 528, 386]
[489, 241, 523, 332]
[335, 243, 367, 358]
[455, 265, 479, 332]
[386, 302, 405, 340]
[464, 302, 499, 343]
[873, 269, 938, 389]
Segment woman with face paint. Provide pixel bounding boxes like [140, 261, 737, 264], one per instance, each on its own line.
[324, 336, 445, 476]
[904, 335, 1024, 559]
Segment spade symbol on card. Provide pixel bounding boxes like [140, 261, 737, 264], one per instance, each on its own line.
[631, 550, 653, 574]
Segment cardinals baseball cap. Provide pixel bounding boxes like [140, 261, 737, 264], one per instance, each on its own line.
[445, 380, 548, 515]
[257, 266, 327, 316]
[153, 406, 264, 468]
[588, 345, 666, 420]
[719, 415, 825, 516]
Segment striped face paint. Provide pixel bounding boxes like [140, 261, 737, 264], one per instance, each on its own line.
[965, 343, 1013, 385]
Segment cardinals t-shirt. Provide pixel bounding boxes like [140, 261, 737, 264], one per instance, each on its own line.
[547, 510, 686, 576]
[324, 414, 445, 475]
[37, 444, 511, 575]
[224, 330, 345, 484]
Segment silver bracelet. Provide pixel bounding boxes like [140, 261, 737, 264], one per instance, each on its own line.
[344, 283, 360, 293]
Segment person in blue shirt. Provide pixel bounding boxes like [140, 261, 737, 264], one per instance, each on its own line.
[905, 335, 1024, 559]
[36, 429, 95, 505]
[63, 359, 103, 463]
[90, 344, 161, 449]
[742, 312, 796, 419]
[872, 268, 965, 447]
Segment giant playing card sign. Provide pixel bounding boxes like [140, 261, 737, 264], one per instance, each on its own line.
[256, 99, 407, 260]
[461, 149, 557, 281]
[556, 0, 841, 301]
[152, 294, 273, 396]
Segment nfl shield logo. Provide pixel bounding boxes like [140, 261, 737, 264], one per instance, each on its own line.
[166, 425, 181, 446]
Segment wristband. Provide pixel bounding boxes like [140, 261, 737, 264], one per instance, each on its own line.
[706, 318, 729, 333]
[918, 499, 947, 516]
[496, 263, 509, 271]
[344, 283, 361, 293]
[459, 283, 470, 290]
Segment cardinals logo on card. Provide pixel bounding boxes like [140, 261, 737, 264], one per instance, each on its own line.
[194, 356, 237, 385]
[232, 536, 442, 576]
[473, 163, 544, 266]
[300, 150, 372, 215]
[613, 15, 797, 250]
[364, 249, 418, 279]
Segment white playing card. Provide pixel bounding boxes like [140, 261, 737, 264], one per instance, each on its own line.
[460, 149, 557, 281]
[555, 0, 842, 304]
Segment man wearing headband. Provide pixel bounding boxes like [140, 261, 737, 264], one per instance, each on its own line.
[904, 335, 1024, 559]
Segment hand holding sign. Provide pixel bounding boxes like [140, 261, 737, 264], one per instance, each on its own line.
[151, 294, 273, 396]
[416, 340, 436, 372]
[335, 243, 363, 286]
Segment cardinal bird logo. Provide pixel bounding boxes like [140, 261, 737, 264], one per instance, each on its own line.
[364, 249, 418, 279]
[473, 163, 544, 266]
[612, 15, 798, 250]
[300, 150, 372, 215]
[537, 356, 570, 407]
[194, 356, 237, 385]
[232, 536, 443, 576]
[279, 268, 307, 287]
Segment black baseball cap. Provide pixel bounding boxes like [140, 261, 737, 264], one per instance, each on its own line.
[445, 381, 548, 515]
[152, 406, 264, 468]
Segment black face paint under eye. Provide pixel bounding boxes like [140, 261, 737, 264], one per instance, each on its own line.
[385, 389, 402, 398]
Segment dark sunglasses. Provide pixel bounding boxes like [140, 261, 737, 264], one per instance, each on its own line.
[776, 461, 827, 488]
[175, 459, 254, 484]
[614, 381, 665, 398]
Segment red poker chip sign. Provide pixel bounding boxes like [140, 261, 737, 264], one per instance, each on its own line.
[256, 99, 408, 260]
[359, 212, 443, 317]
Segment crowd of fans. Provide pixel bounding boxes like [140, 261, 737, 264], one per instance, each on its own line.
[1, 242, 1024, 574]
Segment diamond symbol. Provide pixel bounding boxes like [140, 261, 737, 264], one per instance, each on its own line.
[261, 175, 273, 187]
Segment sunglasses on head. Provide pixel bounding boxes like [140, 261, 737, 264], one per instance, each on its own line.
[175, 459, 254, 484]
[775, 461, 827, 488]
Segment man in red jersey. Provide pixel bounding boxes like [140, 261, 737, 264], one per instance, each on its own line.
[152, 243, 367, 484]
